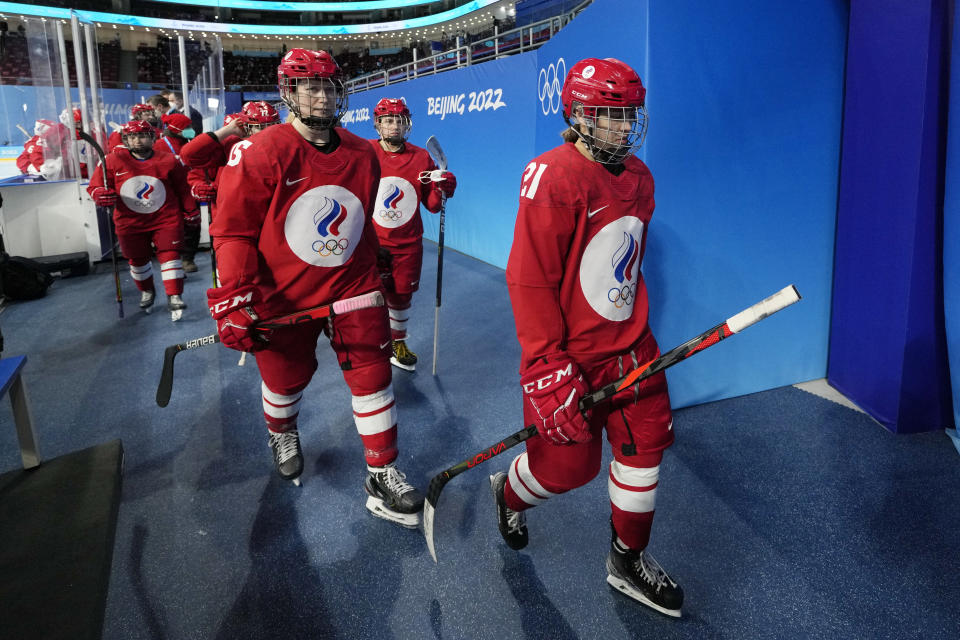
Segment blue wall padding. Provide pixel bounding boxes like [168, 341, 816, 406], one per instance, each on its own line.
[944, 0, 960, 452]
[829, 0, 955, 433]
[342, 0, 848, 409]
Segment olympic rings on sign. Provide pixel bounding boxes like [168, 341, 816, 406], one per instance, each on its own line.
[379, 209, 404, 222]
[312, 237, 349, 256]
[607, 283, 637, 309]
[537, 57, 566, 116]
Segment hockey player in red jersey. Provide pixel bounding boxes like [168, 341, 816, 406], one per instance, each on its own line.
[155, 113, 201, 272]
[207, 49, 424, 526]
[18, 119, 73, 180]
[369, 98, 456, 371]
[489, 58, 684, 617]
[87, 120, 198, 320]
[181, 111, 249, 206]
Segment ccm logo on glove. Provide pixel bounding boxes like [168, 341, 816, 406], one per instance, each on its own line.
[209, 290, 254, 316]
[522, 362, 574, 393]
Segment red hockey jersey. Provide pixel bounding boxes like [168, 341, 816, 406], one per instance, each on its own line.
[212, 124, 382, 316]
[368, 140, 443, 249]
[87, 147, 196, 234]
[506, 142, 656, 371]
[154, 135, 186, 164]
[16, 136, 39, 174]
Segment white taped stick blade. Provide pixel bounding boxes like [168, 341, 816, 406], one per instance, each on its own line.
[423, 502, 438, 562]
[331, 290, 384, 315]
[726, 285, 801, 333]
[426, 135, 447, 171]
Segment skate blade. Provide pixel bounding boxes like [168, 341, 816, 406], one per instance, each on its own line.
[170, 309, 183, 322]
[365, 495, 419, 528]
[142, 306, 153, 314]
[390, 357, 416, 371]
[290, 477, 302, 487]
[605, 574, 682, 618]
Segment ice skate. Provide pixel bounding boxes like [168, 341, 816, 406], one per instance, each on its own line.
[490, 472, 528, 550]
[390, 339, 417, 371]
[182, 257, 198, 273]
[364, 463, 423, 528]
[168, 294, 186, 322]
[268, 428, 303, 486]
[139, 289, 155, 311]
[606, 536, 683, 617]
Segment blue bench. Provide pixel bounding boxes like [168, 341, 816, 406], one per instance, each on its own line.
[0, 355, 40, 469]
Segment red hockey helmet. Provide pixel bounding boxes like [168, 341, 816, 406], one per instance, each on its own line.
[241, 101, 280, 132]
[373, 98, 412, 141]
[34, 118, 56, 137]
[560, 58, 649, 163]
[130, 103, 155, 118]
[121, 119, 156, 136]
[277, 48, 347, 129]
[162, 113, 193, 135]
[59, 107, 82, 128]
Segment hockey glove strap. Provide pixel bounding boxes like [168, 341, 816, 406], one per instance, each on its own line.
[521, 352, 592, 445]
[436, 171, 457, 198]
[91, 186, 118, 207]
[207, 284, 267, 352]
[191, 183, 217, 201]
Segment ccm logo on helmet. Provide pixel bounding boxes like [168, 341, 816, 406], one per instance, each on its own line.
[522, 363, 574, 393]
[209, 291, 254, 315]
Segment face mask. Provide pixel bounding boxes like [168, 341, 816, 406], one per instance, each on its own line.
[181, 128, 196, 139]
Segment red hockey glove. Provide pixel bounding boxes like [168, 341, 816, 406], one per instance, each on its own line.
[207, 284, 267, 352]
[521, 353, 592, 445]
[183, 208, 201, 226]
[91, 187, 117, 207]
[191, 183, 217, 201]
[436, 171, 457, 198]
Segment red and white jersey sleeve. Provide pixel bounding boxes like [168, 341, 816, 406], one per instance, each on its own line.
[181, 132, 244, 170]
[17, 137, 39, 174]
[505, 142, 656, 371]
[368, 140, 439, 249]
[87, 148, 190, 234]
[213, 124, 382, 317]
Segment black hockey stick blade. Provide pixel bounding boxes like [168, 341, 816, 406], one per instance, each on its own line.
[423, 425, 536, 562]
[425, 135, 447, 171]
[155, 334, 221, 407]
[424, 284, 802, 561]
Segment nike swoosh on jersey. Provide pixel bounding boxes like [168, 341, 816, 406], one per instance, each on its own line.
[379, 341, 391, 350]
[285, 177, 308, 186]
[587, 205, 609, 218]
[116, 171, 128, 176]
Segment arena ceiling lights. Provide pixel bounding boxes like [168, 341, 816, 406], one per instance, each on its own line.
[0, 0, 500, 35]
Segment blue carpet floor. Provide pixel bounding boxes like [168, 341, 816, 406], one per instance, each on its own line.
[0, 245, 958, 639]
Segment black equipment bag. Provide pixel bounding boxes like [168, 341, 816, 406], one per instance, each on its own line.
[32, 251, 91, 279]
[0, 252, 54, 300]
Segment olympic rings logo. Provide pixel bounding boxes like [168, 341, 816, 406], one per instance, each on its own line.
[538, 57, 566, 116]
[379, 209, 404, 222]
[607, 283, 637, 309]
[312, 237, 349, 256]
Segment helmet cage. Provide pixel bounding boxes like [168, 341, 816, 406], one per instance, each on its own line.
[279, 75, 347, 130]
[241, 101, 281, 133]
[121, 120, 156, 152]
[564, 103, 648, 164]
[374, 113, 412, 143]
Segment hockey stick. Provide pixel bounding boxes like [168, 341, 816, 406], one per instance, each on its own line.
[425, 135, 447, 376]
[423, 284, 802, 562]
[155, 290, 384, 407]
[16, 124, 30, 140]
[201, 202, 218, 287]
[79, 129, 124, 319]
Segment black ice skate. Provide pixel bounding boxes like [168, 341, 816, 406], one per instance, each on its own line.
[168, 294, 187, 322]
[268, 428, 303, 486]
[390, 339, 417, 371]
[606, 534, 683, 617]
[489, 471, 528, 550]
[365, 463, 424, 528]
[140, 289, 155, 311]
[182, 257, 198, 273]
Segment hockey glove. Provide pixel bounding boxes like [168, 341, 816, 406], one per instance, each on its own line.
[191, 182, 217, 202]
[91, 186, 118, 207]
[521, 352, 592, 445]
[207, 284, 267, 352]
[436, 171, 457, 198]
